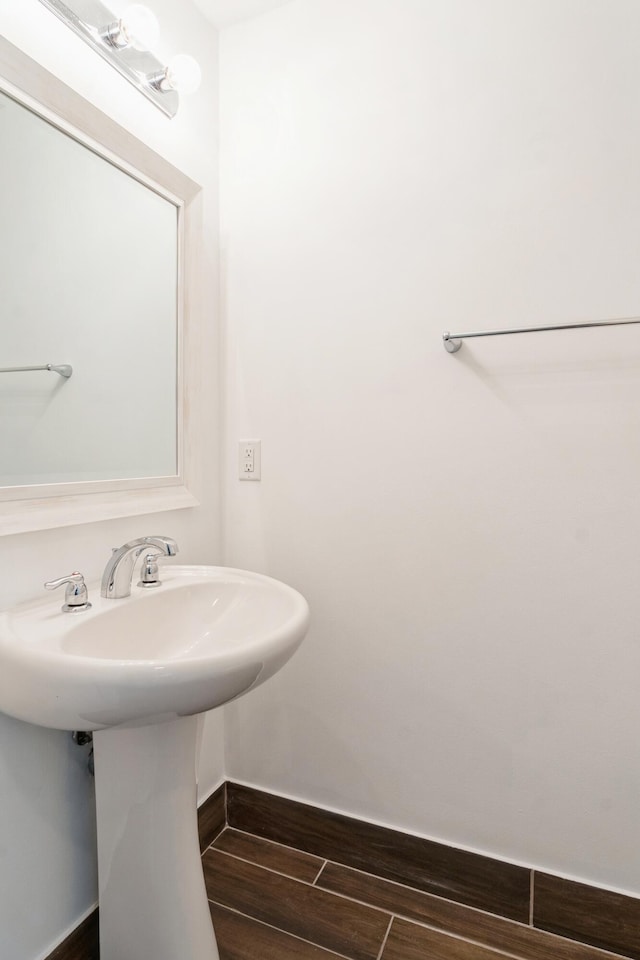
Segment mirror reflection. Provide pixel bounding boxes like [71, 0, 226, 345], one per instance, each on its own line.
[0, 89, 178, 487]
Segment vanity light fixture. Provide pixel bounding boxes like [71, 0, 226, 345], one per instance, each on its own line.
[148, 54, 203, 95]
[99, 4, 160, 51]
[36, 0, 201, 117]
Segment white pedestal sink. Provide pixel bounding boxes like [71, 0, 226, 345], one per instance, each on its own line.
[0, 566, 310, 960]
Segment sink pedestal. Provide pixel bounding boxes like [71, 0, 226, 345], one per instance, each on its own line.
[93, 716, 219, 960]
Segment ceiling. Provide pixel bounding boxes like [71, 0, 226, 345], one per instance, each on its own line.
[193, 0, 293, 27]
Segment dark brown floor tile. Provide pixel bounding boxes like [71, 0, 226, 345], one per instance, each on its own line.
[227, 782, 530, 921]
[214, 828, 324, 882]
[198, 782, 226, 853]
[318, 863, 626, 960]
[210, 903, 348, 960]
[203, 848, 390, 960]
[534, 873, 640, 959]
[381, 918, 509, 960]
[46, 909, 99, 960]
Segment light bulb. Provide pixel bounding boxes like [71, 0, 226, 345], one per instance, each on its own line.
[120, 4, 160, 51]
[164, 55, 201, 94]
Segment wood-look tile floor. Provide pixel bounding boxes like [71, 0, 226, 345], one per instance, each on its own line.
[203, 828, 628, 960]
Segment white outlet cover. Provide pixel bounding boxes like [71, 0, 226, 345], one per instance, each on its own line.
[238, 440, 261, 481]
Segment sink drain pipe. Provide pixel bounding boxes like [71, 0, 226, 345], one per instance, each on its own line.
[72, 730, 94, 775]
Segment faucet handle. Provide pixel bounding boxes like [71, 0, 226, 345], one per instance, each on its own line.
[45, 572, 92, 613]
[137, 551, 164, 588]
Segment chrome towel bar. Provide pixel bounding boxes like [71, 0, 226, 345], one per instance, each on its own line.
[0, 363, 73, 378]
[443, 315, 640, 353]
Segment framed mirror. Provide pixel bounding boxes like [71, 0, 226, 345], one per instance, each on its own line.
[0, 37, 201, 536]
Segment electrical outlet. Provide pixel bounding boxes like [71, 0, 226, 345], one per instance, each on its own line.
[238, 440, 261, 481]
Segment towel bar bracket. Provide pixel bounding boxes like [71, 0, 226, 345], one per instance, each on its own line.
[443, 334, 462, 353]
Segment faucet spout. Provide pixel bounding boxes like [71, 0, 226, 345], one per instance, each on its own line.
[101, 536, 178, 599]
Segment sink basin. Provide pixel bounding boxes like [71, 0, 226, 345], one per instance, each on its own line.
[0, 563, 309, 960]
[0, 565, 309, 730]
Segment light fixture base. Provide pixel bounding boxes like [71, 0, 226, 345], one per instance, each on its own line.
[36, 0, 179, 118]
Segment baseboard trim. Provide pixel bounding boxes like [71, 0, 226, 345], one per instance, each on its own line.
[45, 780, 640, 960]
[227, 782, 530, 921]
[198, 781, 227, 853]
[226, 783, 640, 960]
[45, 910, 99, 960]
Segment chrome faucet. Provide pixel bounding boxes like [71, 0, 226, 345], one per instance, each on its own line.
[101, 536, 178, 599]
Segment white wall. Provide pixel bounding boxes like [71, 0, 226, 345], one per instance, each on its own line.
[0, 3, 223, 959]
[220, 0, 640, 896]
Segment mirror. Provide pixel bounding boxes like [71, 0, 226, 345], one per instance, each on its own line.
[0, 89, 178, 486]
[0, 37, 200, 535]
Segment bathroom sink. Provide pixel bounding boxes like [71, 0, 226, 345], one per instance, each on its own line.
[0, 565, 310, 730]
[0, 561, 309, 960]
